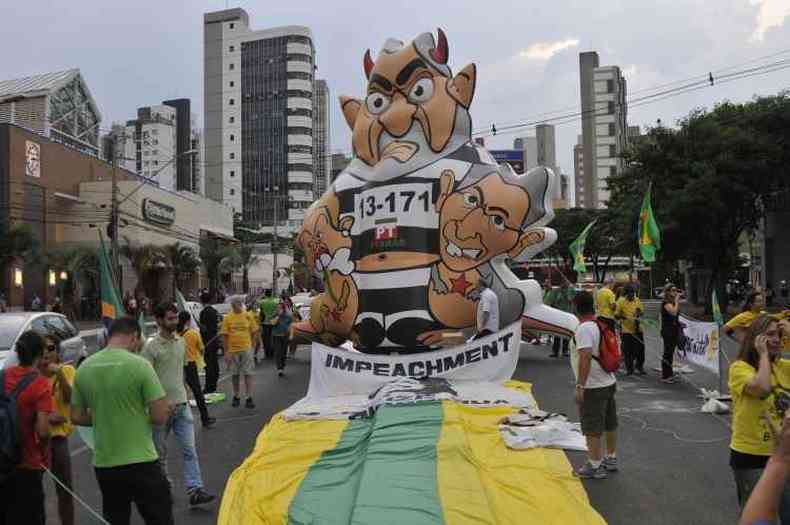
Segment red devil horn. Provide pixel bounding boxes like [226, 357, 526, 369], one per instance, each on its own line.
[430, 28, 448, 64]
[364, 49, 374, 79]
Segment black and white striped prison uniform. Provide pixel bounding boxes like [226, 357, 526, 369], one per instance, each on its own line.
[332, 142, 498, 353]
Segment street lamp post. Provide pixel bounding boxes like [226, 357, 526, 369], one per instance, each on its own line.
[264, 186, 293, 295]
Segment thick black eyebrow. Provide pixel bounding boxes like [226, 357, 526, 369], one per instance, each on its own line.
[369, 74, 393, 92]
[396, 58, 428, 86]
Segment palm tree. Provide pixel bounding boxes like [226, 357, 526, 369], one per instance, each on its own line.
[163, 243, 200, 298]
[0, 224, 38, 302]
[119, 237, 167, 299]
[46, 246, 99, 320]
[237, 242, 262, 294]
[199, 236, 237, 302]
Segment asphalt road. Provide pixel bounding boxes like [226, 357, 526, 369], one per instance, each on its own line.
[48, 339, 739, 525]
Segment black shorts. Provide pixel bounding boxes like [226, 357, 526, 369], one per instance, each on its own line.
[580, 384, 618, 435]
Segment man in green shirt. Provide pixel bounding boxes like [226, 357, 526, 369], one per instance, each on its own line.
[71, 316, 174, 524]
[259, 290, 279, 360]
[142, 303, 215, 508]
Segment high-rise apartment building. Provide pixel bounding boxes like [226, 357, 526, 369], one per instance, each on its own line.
[579, 51, 629, 209]
[573, 135, 584, 208]
[313, 79, 330, 199]
[204, 8, 318, 232]
[122, 104, 178, 190]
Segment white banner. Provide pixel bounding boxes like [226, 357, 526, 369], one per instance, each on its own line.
[679, 314, 720, 374]
[284, 378, 536, 420]
[306, 322, 522, 398]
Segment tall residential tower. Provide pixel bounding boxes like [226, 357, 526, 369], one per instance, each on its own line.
[204, 8, 317, 231]
[578, 51, 629, 209]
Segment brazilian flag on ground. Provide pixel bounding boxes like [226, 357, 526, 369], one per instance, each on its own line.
[98, 233, 124, 329]
[568, 219, 597, 273]
[639, 184, 661, 263]
[218, 382, 605, 525]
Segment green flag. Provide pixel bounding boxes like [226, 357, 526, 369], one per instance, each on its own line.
[98, 233, 125, 326]
[569, 219, 597, 273]
[638, 183, 661, 263]
[712, 289, 724, 326]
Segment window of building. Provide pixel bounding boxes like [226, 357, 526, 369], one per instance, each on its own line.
[229, 63, 235, 70]
[609, 166, 617, 177]
[152, 139, 158, 145]
[229, 152, 235, 160]
[229, 23, 234, 29]
[230, 189, 235, 195]
[153, 160, 159, 166]
[608, 101, 615, 114]
[152, 149, 158, 155]
[229, 116, 235, 123]
[143, 131, 149, 138]
[229, 81, 235, 87]
[609, 145, 616, 157]
[144, 160, 150, 166]
[229, 45, 235, 52]
[230, 134, 235, 141]
[608, 123, 616, 135]
[230, 170, 235, 177]
[607, 79, 614, 92]
[151, 129, 158, 135]
[229, 98, 235, 105]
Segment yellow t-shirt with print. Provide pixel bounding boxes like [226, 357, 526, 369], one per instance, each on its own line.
[616, 297, 643, 334]
[49, 364, 76, 438]
[220, 311, 254, 353]
[596, 287, 617, 319]
[729, 359, 790, 456]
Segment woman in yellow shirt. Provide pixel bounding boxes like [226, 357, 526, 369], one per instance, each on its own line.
[725, 292, 765, 344]
[178, 311, 215, 428]
[40, 335, 76, 525]
[728, 313, 790, 520]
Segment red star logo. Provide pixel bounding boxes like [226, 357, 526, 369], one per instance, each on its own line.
[329, 307, 343, 322]
[449, 275, 472, 295]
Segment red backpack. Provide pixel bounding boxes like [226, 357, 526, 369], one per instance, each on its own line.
[579, 316, 622, 373]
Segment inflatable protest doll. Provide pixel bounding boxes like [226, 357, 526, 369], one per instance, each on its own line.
[294, 29, 577, 353]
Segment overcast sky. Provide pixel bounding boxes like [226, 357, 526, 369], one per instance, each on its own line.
[2, 0, 790, 191]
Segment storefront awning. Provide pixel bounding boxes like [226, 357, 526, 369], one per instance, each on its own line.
[200, 224, 237, 242]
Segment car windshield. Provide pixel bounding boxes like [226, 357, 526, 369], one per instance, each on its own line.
[0, 316, 27, 351]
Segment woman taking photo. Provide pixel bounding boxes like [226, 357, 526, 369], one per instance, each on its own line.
[660, 283, 682, 384]
[729, 314, 790, 521]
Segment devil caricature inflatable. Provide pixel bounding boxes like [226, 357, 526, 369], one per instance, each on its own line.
[294, 29, 577, 353]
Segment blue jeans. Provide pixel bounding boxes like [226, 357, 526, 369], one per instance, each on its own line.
[152, 404, 204, 493]
[733, 467, 790, 523]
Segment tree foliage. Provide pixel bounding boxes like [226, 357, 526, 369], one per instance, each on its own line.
[607, 92, 790, 311]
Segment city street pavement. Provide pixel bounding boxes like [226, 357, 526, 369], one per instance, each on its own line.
[48, 340, 738, 525]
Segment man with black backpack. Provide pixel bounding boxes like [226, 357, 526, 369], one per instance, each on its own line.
[571, 291, 619, 480]
[0, 330, 52, 524]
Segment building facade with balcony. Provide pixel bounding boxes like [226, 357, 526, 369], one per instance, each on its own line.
[204, 8, 318, 233]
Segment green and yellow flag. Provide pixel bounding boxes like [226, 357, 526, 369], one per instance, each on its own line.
[218, 383, 605, 525]
[98, 233, 125, 327]
[638, 184, 661, 263]
[569, 219, 597, 273]
[712, 290, 724, 326]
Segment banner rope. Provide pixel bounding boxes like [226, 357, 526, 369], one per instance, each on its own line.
[43, 466, 110, 524]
